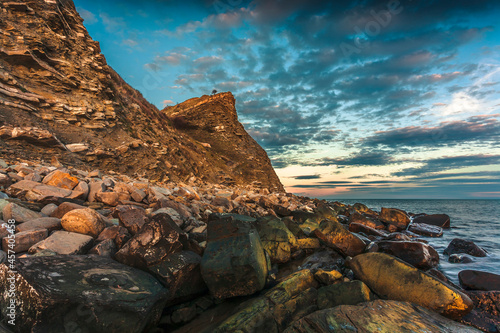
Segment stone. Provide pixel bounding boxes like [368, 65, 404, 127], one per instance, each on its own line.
[349, 203, 376, 215]
[317, 280, 374, 309]
[444, 238, 487, 257]
[88, 238, 117, 257]
[449, 254, 474, 263]
[347, 252, 473, 320]
[2, 202, 42, 223]
[201, 214, 268, 299]
[42, 170, 79, 190]
[50, 202, 86, 218]
[130, 186, 146, 202]
[16, 217, 61, 233]
[408, 222, 443, 237]
[115, 213, 186, 269]
[349, 222, 388, 237]
[313, 219, 366, 257]
[0, 250, 5, 264]
[379, 207, 410, 230]
[6, 180, 84, 203]
[0, 255, 168, 332]
[2, 229, 48, 253]
[41, 203, 58, 216]
[349, 212, 385, 229]
[297, 238, 321, 249]
[461, 291, 500, 333]
[459, 270, 500, 291]
[313, 269, 342, 285]
[256, 216, 298, 264]
[414, 214, 450, 228]
[148, 250, 207, 303]
[96, 191, 121, 206]
[88, 180, 106, 202]
[61, 208, 106, 238]
[284, 300, 481, 333]
[377, 240, 440, 270]
[29, 231, 94, 255]
[118, 206, 148, 235]
[97, 225, 131, 248]
[152, 207, 184, 227]
[0, 174, 12, 189]
[74, 181, 89, 200]
[299, 249, 345, 273]
[66, 143, 89, 153]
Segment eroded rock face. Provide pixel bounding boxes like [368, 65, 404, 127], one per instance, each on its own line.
[0, 255, 168, 332]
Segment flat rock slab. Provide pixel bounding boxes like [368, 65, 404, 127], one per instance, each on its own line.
[459, 270, 500, 291]
[284, 300, 481, 333]
[413, 214, 450, 228]
[6, 180, 84, 203]
[0, 255, 168, 332]
[16, 217, 61, 233]
[2, 228, 47, 253]
[408, 223, 443, 237]
[2, 202, 42, 223]
[29, 231, 94, 255]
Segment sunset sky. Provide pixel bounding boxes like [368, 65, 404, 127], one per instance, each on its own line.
[74, 0, 500, 199]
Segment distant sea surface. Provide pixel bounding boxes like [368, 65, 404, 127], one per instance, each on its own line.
[329, 199, 500, 283]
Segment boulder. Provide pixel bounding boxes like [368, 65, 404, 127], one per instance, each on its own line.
[414, 214, 450, 228]
[444, 238, 487, 257]
[88, 238, 117, 257]
[408, 223, 443, 237]
[449, 254, 474, 263]
[313, 269, 342, 285]
[42, 170, 79, 190]
[118, 206, 148, 235]
[317, 280, 374, 309]
[459, 270, 500, 291]
[349, 212, 385, 230]
[41, 203, 58, 216]
[2, 229, 48, 253]
[377, 240, 440, 270]
[88, 180, 106, 203]
[29, 231, 94, 255]
[16, 217, 61, 233]
[96, 191, 122, 206]
[2, 202, 42, 223]
[115, 213, 186, 269]
[349, 203, 376, 216]
[379, 207, 410, 230]
[96, 225, 131, 248]
[61, 208, 106, 238]
[349, 222, 388, 237]
[201, 214, 268, 299]
[256, 216, 297, 264]
[461, 291, 500, 333]
[347, 252, 473, 319]
[313, 219, 365, 257]
[50, 202, 86, 218]
[284, 300, 481, 333]
[0, 255, 168, 332]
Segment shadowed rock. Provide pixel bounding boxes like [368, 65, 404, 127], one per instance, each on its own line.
[377, 240, 440, 270]
[414, 214, 450, 228]
[313, 219, 366, 257]
[444, 238, 487, 257]
[459, 270, 500, 291]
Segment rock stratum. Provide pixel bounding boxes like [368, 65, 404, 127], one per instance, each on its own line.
[0, 0, 283, 192]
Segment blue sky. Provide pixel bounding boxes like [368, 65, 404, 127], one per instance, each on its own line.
[74, 0, 500, 199]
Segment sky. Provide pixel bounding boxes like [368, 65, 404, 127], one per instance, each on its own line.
[73, 0, 500, 199]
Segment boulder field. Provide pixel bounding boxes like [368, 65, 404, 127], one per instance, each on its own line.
[0, 159, 497, 332]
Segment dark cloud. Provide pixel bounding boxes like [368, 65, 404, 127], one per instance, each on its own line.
[292, 175, 321, 180]
[318, 150, 397, 166]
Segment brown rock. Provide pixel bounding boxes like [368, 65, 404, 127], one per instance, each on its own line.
[2, 229, 48, 253]
[50, 202, 86, 219]
[88, 180, 106, 203]
[74, 181, 89, 200]
[118, 207, 148, 235]
[414, 214, 450, 228]
[88, 239, 117, 257]
[349, 222, 388, 237]
[313, 219, 366, 257]
[42, 170, 79, 190]
[444, 238, 487, 257]
[377, 240, 440, 270]
[379, 207, 410, 230]
[408, 223, 443, 237]
[461, 291, 500, 333]
[130, 186, 146, 202]
[97, 225, 131, 249]
[2, 202, 42, 223]
[349, 212, 385, 229]
[29, 231, 94, 255]
[96, 191, 121, 206]
[459, 270, 500, 291]
[61, 208, 106, 238]
[16, 217, 61, 233]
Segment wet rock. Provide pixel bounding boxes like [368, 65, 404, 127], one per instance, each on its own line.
[349, 212, 385, 229]
[42, 170, 79, 190]
[284, 300, 481, 333]
[449, 254, 474, 263]
[201, 214, 268, 299]
[2, 202, 42, 223]
[377, 240, 440, 270]
[313, 219, 365, 257]
[2, 229, 48, 253]
[297, 238, 320, 250]
[118, 206, 148, 235]
[347, 252, 473, 320]
[313, 269, 342, 285]
[29, 231, 94, 255]
[61, 208, 106, 238]
[256, 216, 297, 263]
[115, 213, 186, 269]
[0, 255, 168, 332]
[317, 280, 374, 309]
[414, 213, 450, 228]
[88, 238, 117, 257]
[349, 222, 388, 237]
[459, 270, 500, 291]
[16, 217, 61, 233]
[97, 225, 131, 248]
[461, 291, 500, 333]
[408, 222, 443, 237]
[349, 203, 376, 216]
[299, 248, 345, 273]
[50, 202, 86, 218]
[444, 238, 487, 257]
[148, 250, 207, 303]
[379, 207, 410, 230]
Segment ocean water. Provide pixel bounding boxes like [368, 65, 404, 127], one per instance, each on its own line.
[330, 199, 500, 283]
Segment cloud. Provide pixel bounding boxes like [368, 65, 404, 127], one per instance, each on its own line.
[99, 13, 126, 32]
[78, 7, 98, 24]
[293, 175, 321, 180]
[318, 150, 397, 167]
[162, 100, 174, 107]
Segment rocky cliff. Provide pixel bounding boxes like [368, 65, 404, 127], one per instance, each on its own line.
[0, 0, 283, 192]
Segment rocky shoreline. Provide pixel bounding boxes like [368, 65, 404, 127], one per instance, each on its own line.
[0, 158, 498, 333]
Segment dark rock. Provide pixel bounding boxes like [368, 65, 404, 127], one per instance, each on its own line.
[313, 219, 366, 257]
[461, 291, 500, 333]
[2, 228, 48, 253]
[414, 214, 450, 228]
[2, 202, 42, 223]
[40, 203, 58, 216]
[0, 255, 168, 332]
[118, 206, 148, 235]
[377, 240, 440, 270]
[88, 238, 117, 257]
[348, 212, 385, 230]
[317, 280, 374, 309]
[16, 217, 61, 233]
[349, 222, 388, 237]
[255, 216, 297, 264]
[29, 231, 94, 255]
[444, 238, 487, 257]
[379, 207, 410, 230]
[459, 270, 500, 291]
[408, 222, 443, 237]
[449, 253, 474, 263]
[201, 214, 268, 299]
[299, 248, 345, 273]
[115, 213, 186, 269]
[97, 225, 131, 249]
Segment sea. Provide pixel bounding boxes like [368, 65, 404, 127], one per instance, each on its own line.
[330, 199, 500, 283]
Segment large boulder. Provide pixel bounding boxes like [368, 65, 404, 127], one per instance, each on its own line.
[408, 223, 443, 237]
[61, 208, 106, 238]
[256, 216, 297, 264]
[201, 214, 268, 299]
[0, 255, 168, 332]
[349, 222, 388, 237]
[284, 300, 481, 333]
[115, 213, 186, 269]
[379, 207, 410, 230]
[29, 231, 94, 255]
[117, 206, 148, 235]
[459, 270, 500, 291]
[317, 280, 374, 309]
[313, 219, 365, 257]
[414, 214, 450, 228]
[348, 252, 473, 319]
[348, 212, 385, 230]
[444, 238, 487, 257]
[376, 240, 440, 270]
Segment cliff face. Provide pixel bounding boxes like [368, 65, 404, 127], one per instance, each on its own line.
[163, 93, 284, 192]
[0, 0, 283, 191]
